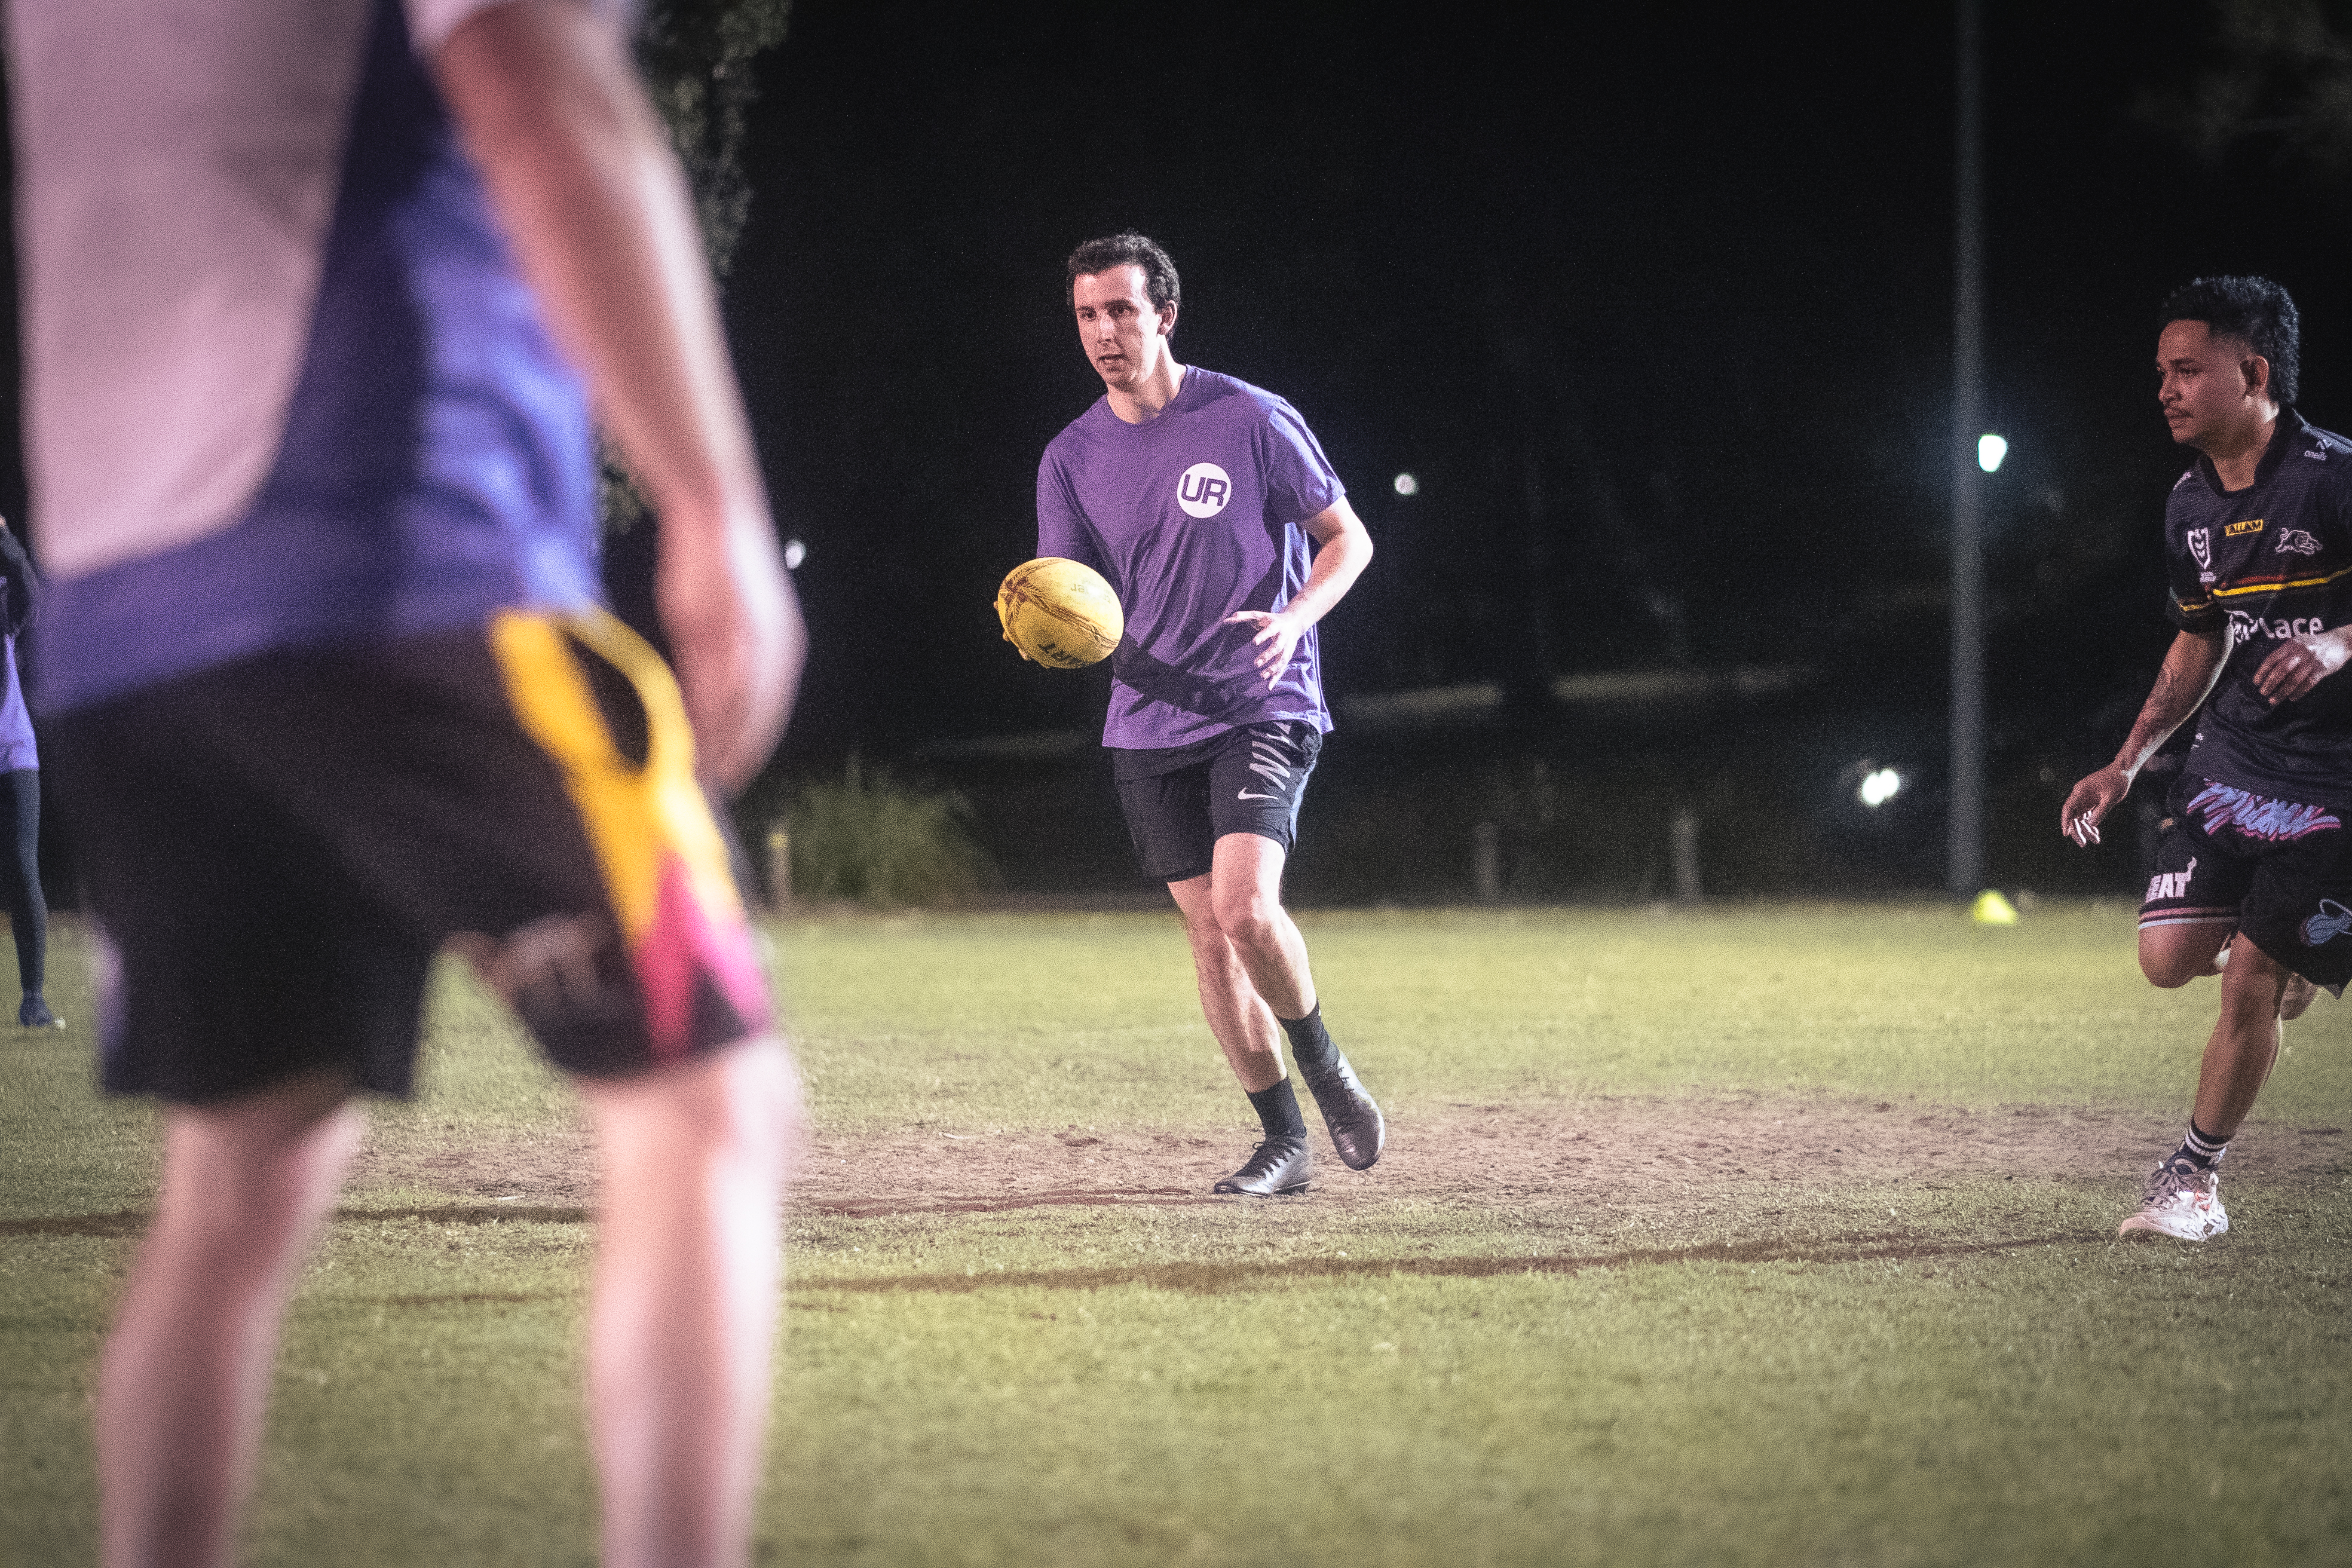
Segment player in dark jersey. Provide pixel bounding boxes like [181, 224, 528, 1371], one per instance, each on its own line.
[2062, 275, 2351, 1241]
[1031, 233, 1383, 1196]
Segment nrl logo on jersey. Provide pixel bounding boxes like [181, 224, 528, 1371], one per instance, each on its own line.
[2188, 528, 2212, 570]
[2276, 527, 2322, 556]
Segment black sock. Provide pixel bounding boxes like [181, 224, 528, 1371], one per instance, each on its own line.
[1278, 1005, 1339, 1074]
[1246, 1079, 1308, 1141]
[2173, 1119, 2230, 1171]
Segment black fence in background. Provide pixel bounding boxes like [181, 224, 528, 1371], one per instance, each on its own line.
[881, 674, 2152, 908]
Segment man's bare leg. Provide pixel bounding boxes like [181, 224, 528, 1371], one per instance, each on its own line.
[1167, 871, 1282, 1093]
[2192, 933, 2293, 1139]
[1171, 832, 1382, 1176]
[578, 1035, 798, 1568]
[2137, 920, 2235, 988]
[98, 1072, 363, 1568]
[2121, 933, 2302, 1239]
[1205, 833, 1316, 1019]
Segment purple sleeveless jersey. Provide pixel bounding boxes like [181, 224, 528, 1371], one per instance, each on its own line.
[11, 0, 618, 715]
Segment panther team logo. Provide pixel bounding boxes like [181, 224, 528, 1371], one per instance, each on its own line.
[2276, 527, 2322, 556]
[2187, 528, 2212, 571]
[1177, 462, 1232, 519]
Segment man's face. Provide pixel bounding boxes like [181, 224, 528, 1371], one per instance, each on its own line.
[1072, 265, 1175, 392]
[2157, 318, 2271, 451]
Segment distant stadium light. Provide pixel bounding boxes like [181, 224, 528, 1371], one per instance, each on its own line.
[783, 538, 807, 570]
[1392, 472, 1420, 497]
[1858, 767, 1903, 808]
[1977, 433, 2007, 473]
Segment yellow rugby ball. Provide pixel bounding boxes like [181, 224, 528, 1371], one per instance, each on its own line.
[996, 558, 1122, 669]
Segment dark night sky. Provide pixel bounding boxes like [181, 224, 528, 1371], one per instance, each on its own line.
[708, 0, 2352, 773]
[0, 0, 2343, 797]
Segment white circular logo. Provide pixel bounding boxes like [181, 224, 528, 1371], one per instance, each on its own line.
[1176, 461, 1233, 519]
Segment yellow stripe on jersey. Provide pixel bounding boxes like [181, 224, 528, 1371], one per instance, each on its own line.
[486, 608, 746, 947]
[2208, 561, 2352, 599]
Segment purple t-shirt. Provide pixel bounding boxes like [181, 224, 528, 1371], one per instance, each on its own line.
[1037, 368, 1345, 751]
[0, 636, 34, 773]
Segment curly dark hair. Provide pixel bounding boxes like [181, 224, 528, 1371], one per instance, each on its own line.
[1066, 232, 1180, 314]
[2161, 275, 2301, 406]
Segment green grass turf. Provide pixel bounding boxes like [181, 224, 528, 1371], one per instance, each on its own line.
[4, 904, 2351, 1566]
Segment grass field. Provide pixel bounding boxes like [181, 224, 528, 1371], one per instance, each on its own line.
[5, 902, 2352, 1566]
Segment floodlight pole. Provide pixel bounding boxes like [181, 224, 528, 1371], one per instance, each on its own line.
[1949, 0, 1986, 899]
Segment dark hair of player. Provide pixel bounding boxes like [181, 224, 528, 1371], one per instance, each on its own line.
[1067, 232, 1181, 314]
[2161, 275, 2301, 407]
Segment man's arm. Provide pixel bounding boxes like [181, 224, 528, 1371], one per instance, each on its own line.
[2059, 627, 2227, 844]
[433, 0, 801, 794]
[0, 518, 35, 636]
[1225, 498, 1374, 685]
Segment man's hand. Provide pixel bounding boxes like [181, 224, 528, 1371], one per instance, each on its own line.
[1225, 607, 1307, 685]
[658, 499, 801, 795]
[995, 596, 1032, 662]
[2059, 763, 2133, 847]
[2252, 626, 2352, 705]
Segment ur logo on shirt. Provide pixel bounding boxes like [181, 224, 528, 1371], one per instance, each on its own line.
[1177, 462, 1232, 519]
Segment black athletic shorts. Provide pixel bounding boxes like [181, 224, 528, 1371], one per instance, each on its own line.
[49, 610, 774, 1104]
[2139, 773, 2352, 995]
[1112, 720, 1323, 884]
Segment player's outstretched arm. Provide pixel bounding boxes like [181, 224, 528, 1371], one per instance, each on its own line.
[1225, 498, 1374, 685]
[434, 0, 802, 795]
[2060, 627, 2226, 845]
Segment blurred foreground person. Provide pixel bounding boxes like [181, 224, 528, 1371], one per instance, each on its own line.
[10, 2, 804, 1564]
[1032, 232, 1382, 1196]
[2062, 275, 2347, 1242]
[0, 516, 58, 1028]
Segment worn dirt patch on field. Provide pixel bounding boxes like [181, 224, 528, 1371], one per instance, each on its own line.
[351, 1120, 599, 1205]
[346, 1094, 2352, 1221]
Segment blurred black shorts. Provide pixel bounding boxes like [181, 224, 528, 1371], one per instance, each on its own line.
[50, 610, 773, 1104]
[1113, 719, 1323, 884]
[2139, 773, 2352, 996]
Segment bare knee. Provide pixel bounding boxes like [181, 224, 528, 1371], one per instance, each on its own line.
[586, 1037, 800, 1180]
[2219, 944, 2292, 1022]
[1212, 887, 1282, 956]
[2139, 927, 2229, 989]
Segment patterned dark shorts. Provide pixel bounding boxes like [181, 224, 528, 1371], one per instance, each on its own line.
[2139, 774, 2352, 994]
[51, 611, 773, 1103]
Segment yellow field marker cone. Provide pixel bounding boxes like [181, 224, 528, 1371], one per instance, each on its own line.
[1970, 889, 2020, 926]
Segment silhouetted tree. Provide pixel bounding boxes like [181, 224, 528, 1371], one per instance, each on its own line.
[604, 0, 793, 530]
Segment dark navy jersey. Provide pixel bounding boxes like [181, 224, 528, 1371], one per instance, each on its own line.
[2166, 408, 2352, 807]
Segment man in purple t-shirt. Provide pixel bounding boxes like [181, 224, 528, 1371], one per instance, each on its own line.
[1032, 232, 1382, 1196]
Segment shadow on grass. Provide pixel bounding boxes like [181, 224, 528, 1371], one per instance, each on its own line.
[806, 1186, 1205, 1218]
[0, 1205, 593, 1239]
[1, 1187, 1212, 1238]
[793, 1229, 2093, 1297]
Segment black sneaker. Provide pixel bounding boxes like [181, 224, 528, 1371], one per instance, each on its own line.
[1212, 1135, 1312, 1196]
[18, 995, 60, 1028]
[1298, 1052, 1385, 1169]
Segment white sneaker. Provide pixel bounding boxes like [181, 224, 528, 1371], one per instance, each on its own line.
[2118, 1158, 2229, 1241]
